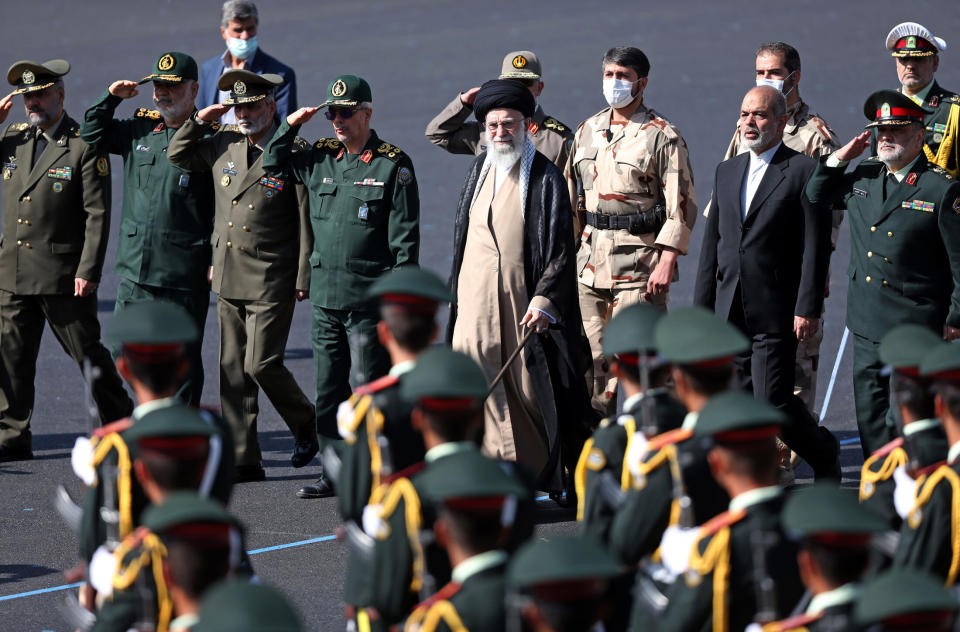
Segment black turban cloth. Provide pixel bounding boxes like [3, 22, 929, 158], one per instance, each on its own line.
[473, 79, 536, 122]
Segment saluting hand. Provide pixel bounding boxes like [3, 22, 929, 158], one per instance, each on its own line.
[834, 131, 872, 162]
[460, 86, 482, 106]
[0, 93, 14, 125]
[198, 104, 232, 122]
[286, 107, 319, 126]
[108, 80, 139, 99]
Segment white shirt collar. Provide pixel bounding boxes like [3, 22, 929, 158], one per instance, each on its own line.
[729, 485, 782, 512]
[681, 411, 698, 431]
[948, 440, 960, 465]
[903, 418, 941, 437]
[132, 397, 177, 420]
[389, 360, 416, 377]
[749, 141, 781, 166]
[425, 441, 476, 463]
[889, 154, 922, 182]
[451, 550, 508, 584]
[807, 583, 860, 615]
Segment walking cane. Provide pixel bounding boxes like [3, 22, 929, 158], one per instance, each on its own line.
[486, 326, 537, 399]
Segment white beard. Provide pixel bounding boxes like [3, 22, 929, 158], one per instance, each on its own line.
[486, 129, 525, 170]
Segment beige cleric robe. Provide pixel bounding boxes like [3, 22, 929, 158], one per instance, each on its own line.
[452, 161, 551, 474]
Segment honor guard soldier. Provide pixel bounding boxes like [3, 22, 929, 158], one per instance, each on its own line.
[168, 69, 317, 483]
[424, 50, 573, 170]
[632, 392, 804, 632]
[881, 22, 960, 177]
[753, 484, 887, 632]
[853, 569, 958, 631]
[805, 90, 960, 456]
[194, 580, 302, 632]
[859, 325, 948, 530]
[263, 74, 420, 498]
[402, 458, 532, 632]
[80, 52, 214, 405]
[892, 341, 960, 586]
[505, 535, 621, 632]
[0, 59, 133, 462]
[574, 303, 686, 541]
[565, 46, 698, 417]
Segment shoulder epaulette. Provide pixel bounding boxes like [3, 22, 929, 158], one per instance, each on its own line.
[135, 108, 161, 120]
[916, 459, 948, 478]
[292, 135, 309, 150]
[355, 374, 399, 396]
[217, 123, 239, 133]
[411, 580, 462, 615]
[408, 599, 467, 632]
[699, 508, 748, 538]
[928, 164, 954, 179]
[376, 141, 405, 162]
[762, 610, 823, 632]
[950, 94, 960, 103]
[314, 137, 342, 152]
[10, 122, 29, 132]
[543, 117, 569, 133]
[93, 417, 133, 439]
[872, 436, 905, 459]
[647, 427, 693, 452]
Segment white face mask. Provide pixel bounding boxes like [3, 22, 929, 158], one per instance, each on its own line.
[603, 78, 638, 108]
[227, 36, 258, 60]
[756, 71, 795, 97]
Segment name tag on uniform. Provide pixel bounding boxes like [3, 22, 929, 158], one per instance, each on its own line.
[322, 177, 335, 184]
[902, 200, 935, 213]
[178, 174, 190, 188]
[358, 202, 369, 220]
[47, 166, 72, 181]
[3, 162, 16, 180]
[853, 188, 868, 198]
[259, 176, 285, 191]
[136, 144, 150, 152]
[222, 167, 237, 176]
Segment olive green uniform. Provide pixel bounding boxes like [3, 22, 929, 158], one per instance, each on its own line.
[0, 115, 132, 450]
[79, 91, 215, 404]
[167, 117, 315, 467]
[262, 121, 419, 442]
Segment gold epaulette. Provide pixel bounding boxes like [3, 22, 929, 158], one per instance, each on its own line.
[112, 528, 174, 632]
[907, 462, 960, 585]
[543, 117, 569, 133]
[950, 94, 960, 103]
[10, 122, 29, 131]
[687, 508, 748, 632]
[92, 431, 135, 538]
[376, 141, 405, 162]
[135, 108, 161, 120]
[293, 135, 309, 150]
[216, 123, 237, 132]
[369, 477, 425, 592]
[761, 611, 822, 632]
[860, 437, 907, 500]
[404, 599, 468, 632]
[314, 137, 342, 152]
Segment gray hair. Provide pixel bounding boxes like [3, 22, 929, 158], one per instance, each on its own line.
[221, 0, 258, 27]
[357, 101, 372, 112]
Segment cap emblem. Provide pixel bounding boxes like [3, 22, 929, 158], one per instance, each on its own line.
[881, 103, 891, 118]
[21, 70, 34, 85]
[331, 79, 347, 97]
[158, 54, 175, 71]
[907, 36, 917, 49]
[512, 55, 527, 69]
[233, 81, 246, 95]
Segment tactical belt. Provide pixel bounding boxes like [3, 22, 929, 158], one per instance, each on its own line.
[585, 204, 666, 235]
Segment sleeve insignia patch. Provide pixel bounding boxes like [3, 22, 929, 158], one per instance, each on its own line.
[397, 166, 413, 187]
[953, 198, 960, 214]
[95, 157, 110, 176]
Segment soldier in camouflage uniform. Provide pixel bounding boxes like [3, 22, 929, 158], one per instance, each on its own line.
[565, 46, 697, 417]
[425, 50, 573, 170]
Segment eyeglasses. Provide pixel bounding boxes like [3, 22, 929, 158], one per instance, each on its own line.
[484, 119, 520, 132]
[324, 107, 359, 121]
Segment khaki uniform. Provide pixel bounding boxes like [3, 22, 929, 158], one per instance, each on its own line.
[565, 104, 697, 415]
[715, 101, 841, 413]
[168, 117, 315, 467]
[425, 95, 572, 170]
[0, 115, 132, 449]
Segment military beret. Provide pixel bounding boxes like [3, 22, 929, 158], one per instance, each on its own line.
[195, 580, 302, 632]
[508, 535, 620, 599]
[322, 74, 371, 108]
[879, 324, 944, 374]
[601, 303, 664, 359]
[863, 89, 928, 128]
[920, 341, 960, 381]
[473, 79, 536, 122]
[141, 492, 238, 537]
[366, 265, 452, 310]
[783, 483, 887, 543]
[401, 346, 488, 407]
[139, 51, 198, 85]
[854, 569, 958, 626]
[104, 301, 199, 347]
[886, 22, 947, 58]
[693, 390, 786, 442]
[500, 50, 542, 80]
[653, 306, 749, 366]
[7, 59, 69, 94]
[219, 69, 283, 106]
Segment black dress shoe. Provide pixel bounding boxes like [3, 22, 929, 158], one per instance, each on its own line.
[233, 464, 266, 483]
[0, 444, 33, 463]
[291, 439, 319, 468]
[296, 473, 335, 499]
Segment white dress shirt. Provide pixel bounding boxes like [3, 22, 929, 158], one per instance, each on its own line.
[741, 142, 781, 219]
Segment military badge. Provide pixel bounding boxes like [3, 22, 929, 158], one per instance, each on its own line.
[322, 177, 335, 184]
[336, 148, 345, 160]
[930, 95, 940, 107]
[222, 167, 237, 176]
[234, 81, 246, 95]
[586, 447, 606, 471]
[258, 176, 285, 191]
[934, 133, 943, 143]
[361, 150, 373, 163]
[265, 189, 275, 198]
[853, 188, 868, 197]
[47, 166, 73, 181]
[906, 172, 918, 186]
[907, 36, 917, 49]
[358, 202, 369, 220]
[135, 144, 150, 152]
[512, 55, 527, 69]
[2, 169, 9, 180]
[178, 174, 190, 188]
[902, 200, 934, 212]
[95, 157, 109, 176]
[331, 79, 347, 97]
[21, 70, 34, 85]
[528, 122, 539, 134]
[881, 103, 891, 118]
[397, 167, 412, 187]
[227, 161, 236, 169]
[221, 174, 231, 187]
[52, 181, 63, 192]
[153, 123, 164, 132]
[158, 54, 175, 71]
[954, 198, 960, 214]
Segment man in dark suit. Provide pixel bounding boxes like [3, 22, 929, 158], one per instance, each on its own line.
[695, 85, 839, 479]
[197, 1, 297, 122]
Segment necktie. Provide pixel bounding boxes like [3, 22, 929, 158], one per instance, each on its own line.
[882, 172, 895, 202]
[247, 143, 261, 168]
[32, 127, 47, 167]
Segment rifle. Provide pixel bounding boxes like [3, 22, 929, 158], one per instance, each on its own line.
[83, 356, 120, 549]
[669, 448, 695, 529]
[750, 530, 779, 625]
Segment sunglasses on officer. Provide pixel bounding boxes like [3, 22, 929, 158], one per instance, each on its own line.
[324, 107, 359, 121]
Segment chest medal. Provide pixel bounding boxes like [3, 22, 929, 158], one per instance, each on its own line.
[358, 202, 369, 220]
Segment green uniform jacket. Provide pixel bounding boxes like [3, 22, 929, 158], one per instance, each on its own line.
[262, 122, 419, 309]
[79, 91, 214, 291]
[0, 115, 110, 294]
[406, 563, 509, 632]
[805, 155, 960, 340]
[168, 117, 310, 300]
[577, 391, 686, 546]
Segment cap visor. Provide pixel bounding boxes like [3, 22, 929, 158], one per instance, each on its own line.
[865, 119, 917, 128]
[323, 99, 359, 108]
[499, 71, 540, 79]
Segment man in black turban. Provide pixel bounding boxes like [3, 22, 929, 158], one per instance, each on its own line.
[447, 78, 593, 499]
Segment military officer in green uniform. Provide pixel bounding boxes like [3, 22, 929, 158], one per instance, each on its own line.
[195, 580, 302, 632]
[0, 59, 132, 461]
[853, 569, 958, 631]
[891, 341, 960, 586]
[168, 69, 317, 482]
[424, 50, 573, 170]
[805, 90, 960, 457]
[878, 22, 960, 178]
[757, 484, 887, 632]
[80, 52, 215, 405]
[263, 74, 419, 496]
[859, 324, 948, 531]
[631, 392, 804, 632]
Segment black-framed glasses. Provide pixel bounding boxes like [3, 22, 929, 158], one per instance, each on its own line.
[324, 107, 359, 121]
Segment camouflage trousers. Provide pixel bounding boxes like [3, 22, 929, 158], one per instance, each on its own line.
[579, 283, 666, 417]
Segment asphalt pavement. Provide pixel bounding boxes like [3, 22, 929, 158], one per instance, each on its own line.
[2, 1, 960, 629]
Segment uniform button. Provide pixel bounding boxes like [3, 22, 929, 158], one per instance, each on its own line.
[883, 257, 891, 263]
[248, 204, 254, 210]
[888, 231, 894, 237]
[16, 240, 22, 246]
[24, 242, 31, 249]
[239, 246, 246, 252]
[882, 280, 889, 286]
[22, 196, 30, 202]
[17, 218, 22, 224]
[232, 200, 238, 206]
[24, 220, 30, 226]
[226, 241, 232, 248]
[227, 221, 234, 228]
[867, 251, 873, 258]
[242, 225, 249, 232]
[865, 276, 872, 283]
[870, 226, 877, 232]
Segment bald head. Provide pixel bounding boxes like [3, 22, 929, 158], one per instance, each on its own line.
[739, 86, 788, 153]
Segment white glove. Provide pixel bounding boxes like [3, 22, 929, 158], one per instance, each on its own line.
[362, 504, 389, 539]
[625, 431, 650, 485]
[893, 464, 919, 519]
[659, 525, 700, 576]
[337, 399, 357, 442]
[71, 436, 97, 486]
[88, 545, 117, 597]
